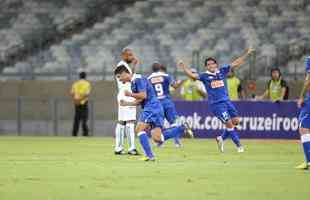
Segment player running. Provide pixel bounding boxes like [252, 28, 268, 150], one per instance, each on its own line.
[114, 48, 139, 155]
[296, 56, 310, 170]
[114, 65, 192, 161]
[148, 62, 192, 147]
[178, 48, 254, 153]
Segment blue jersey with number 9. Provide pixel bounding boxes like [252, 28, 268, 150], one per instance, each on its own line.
[148, 72, 175, 100]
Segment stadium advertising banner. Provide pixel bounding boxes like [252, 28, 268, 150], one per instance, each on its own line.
[175, 101, 299, 139]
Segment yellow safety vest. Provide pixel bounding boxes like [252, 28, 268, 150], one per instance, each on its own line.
[71, 80, 91, 105]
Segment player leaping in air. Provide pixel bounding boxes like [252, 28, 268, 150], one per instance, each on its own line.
[148, 62, 193, 147]
[114, 65, 193, 161]
[296, 56, 310, 170]
[178, 48, 254, 153]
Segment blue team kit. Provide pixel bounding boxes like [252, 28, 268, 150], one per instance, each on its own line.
[148, 72, 178, 124]
[198, 64, 238, 123]
[299, 56, 310, 128]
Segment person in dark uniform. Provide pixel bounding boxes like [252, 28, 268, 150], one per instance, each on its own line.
[70, 71, 91, 136]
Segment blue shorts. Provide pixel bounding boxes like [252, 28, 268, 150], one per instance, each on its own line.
[139, 106, 164, 129]
[210, 101, 238, 123]
[160, 98, 178, 124]
[299, 106, 310, 128]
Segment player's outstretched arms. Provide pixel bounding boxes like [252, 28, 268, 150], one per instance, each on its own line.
[231, 48, 255, 69]
[124, 90, 146, 100]
[177, 61, 199, 80]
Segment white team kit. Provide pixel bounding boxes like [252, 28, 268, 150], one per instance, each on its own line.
[114, 60, 137, 154]
[116, 62, 137, 121]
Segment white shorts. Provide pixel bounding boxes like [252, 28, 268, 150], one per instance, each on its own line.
[117, 93, 137, 121]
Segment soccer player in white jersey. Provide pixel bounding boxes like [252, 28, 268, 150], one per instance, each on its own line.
[114, 48, 139, 155]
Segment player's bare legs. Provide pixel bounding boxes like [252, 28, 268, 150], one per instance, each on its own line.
[231, 117, 240, 126]
[135, 122, 150, 133]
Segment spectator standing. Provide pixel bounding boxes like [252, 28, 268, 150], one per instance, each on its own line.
[70, 71, 92, 136]
[180, 68, 207, 101]
[256, 68, 288, 102]
[226, 69, 245, 100]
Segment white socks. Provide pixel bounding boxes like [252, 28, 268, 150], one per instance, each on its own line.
[126, 122, 136, 151]
[115, 123, 125, 152]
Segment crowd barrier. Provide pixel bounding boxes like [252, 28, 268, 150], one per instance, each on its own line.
[175, 100, 300, 139]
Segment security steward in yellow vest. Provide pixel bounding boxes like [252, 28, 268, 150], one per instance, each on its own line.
[226, 69, 244, 100]
[256, 68, 288, 102]
[70, 72, 91, 136]
[180, 68, 207, 101]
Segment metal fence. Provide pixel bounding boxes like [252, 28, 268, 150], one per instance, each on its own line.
[0, 97, 115, 137]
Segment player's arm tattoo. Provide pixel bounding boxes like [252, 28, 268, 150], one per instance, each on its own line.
[178, 61, 199, 80]
[231, 48, 254, 69]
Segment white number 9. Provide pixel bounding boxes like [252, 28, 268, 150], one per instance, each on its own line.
[155, 84, 164, 97]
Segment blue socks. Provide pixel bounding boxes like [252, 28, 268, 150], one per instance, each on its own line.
[163, 126, 185, 141]
[301, 134, 310, 164]
[226, 128, 242, 148]
[138, 131, 154, 158]
[221, 129, 230, 141]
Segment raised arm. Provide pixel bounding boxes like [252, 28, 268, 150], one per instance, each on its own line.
[131, 56, 139, 73]
[231, 48, 255, 70]
[178, 61, 199, 80]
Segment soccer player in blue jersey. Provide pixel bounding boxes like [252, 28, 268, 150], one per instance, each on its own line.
[114, 65, 191, 161]
[148, 62, 190, 147]
[296, 56, 310, 170]
[178, 48, 254, 153]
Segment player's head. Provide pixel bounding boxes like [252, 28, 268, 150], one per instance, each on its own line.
[152, 62, 161, 72]
[79, 71, 87, 79]
[160, 64, 167, 72]
[204, 57, 218, 72]
[121, 47, 134, 64]
[270, 68, 281, 80]
[114, 65, 132, 83]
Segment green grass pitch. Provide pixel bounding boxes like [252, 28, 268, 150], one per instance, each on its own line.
[0, 137, 309, 200]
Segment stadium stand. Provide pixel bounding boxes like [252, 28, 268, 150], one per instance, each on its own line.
[0, 0, 309, 79]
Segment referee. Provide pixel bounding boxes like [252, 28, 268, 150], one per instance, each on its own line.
[70, 71, 91, 137]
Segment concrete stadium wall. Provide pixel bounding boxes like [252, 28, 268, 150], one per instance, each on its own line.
[0, 80, 118, 120]
[0, 80, 303, 136]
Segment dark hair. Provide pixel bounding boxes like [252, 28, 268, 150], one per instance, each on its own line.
[114, 65, 130, 75]
[160, 64, 167, 72]
[79, 72, 87, 79]
[271, 68, 281, 77]
[205, 57, 217, 66]
[152, 62, 161, 72]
